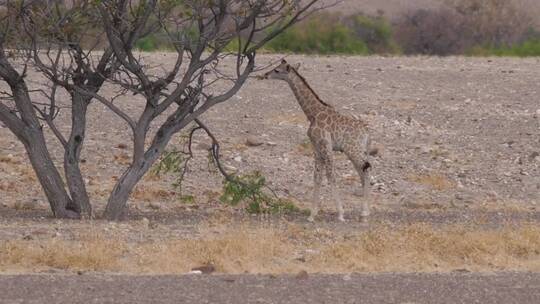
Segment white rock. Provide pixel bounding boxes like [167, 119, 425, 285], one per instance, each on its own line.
[187, 270, 203, 275]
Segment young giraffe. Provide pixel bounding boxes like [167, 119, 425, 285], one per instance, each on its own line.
[263, 59, 372, 222]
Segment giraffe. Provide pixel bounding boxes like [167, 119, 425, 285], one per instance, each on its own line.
[263, 59, 372, 222]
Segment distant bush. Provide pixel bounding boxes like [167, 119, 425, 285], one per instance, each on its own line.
[395, 0, 535, 56]
[446, 0, 532, 47]
[469, 39, 540, 57]
[266, 13, 369, 54]
[135, 34, 174, 51]
[394, 8, 468, 55]
[134, 2, 537, 57]
[344, 13, 400, 54]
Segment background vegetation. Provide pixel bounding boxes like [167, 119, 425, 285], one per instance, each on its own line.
[137, 0, 540, 56]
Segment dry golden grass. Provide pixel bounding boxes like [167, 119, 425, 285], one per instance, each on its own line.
[0, 233, 126, 272]
[271, 113, 307, 126]
[296, 138, 313, 157]
[408, 173, 455, 191]
[0, 154, 20, 164]
[131, 184, 176, 202]
[1, 223, 539, 274]
[113, 152, 132, 165]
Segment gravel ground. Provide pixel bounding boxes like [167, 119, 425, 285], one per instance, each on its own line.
[1, 55, 540, 219]
[1, 272, 539, 304]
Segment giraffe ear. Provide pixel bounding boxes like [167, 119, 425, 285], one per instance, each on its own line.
[281, 59, 287, 64]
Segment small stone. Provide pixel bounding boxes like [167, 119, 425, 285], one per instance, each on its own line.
[148, 202, 161, 210]
[188, 270, 203, 275]
[369, 146, 380, 156]
[196, 142, 212, 150]
[529, 152, 540, 162]
[116, 143, 128, 149]
[223, 164, 238, 172]
[246, 136, 264, 147]
[295, 270, 308, 280]
[191, 264, 216, 274]
[453, 268, 471, 273]
[266, 141, 277, 146]
[295, 256, 306, 263]
[233, 156, 242, 163]
[141, 217, 150, 227]
[343, 274, 352, 281]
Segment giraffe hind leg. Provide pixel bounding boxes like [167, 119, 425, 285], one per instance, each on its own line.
[308, 156, 324, 222]
[345, 148, 371, 220]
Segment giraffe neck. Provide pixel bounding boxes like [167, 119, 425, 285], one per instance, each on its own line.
[286, 69, 329, 121]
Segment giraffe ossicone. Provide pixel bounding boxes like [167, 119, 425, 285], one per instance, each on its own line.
[263, 59, 372, 222]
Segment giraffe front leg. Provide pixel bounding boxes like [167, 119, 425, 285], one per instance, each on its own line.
[325, 157, 344, 222]
[308, 157, 324, 222]
[359, 161, 371, 220]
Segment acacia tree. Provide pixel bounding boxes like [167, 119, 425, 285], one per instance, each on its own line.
[0, 0, 328, 220]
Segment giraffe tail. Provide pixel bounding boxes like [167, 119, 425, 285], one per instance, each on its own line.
[362, 134, 371, 171]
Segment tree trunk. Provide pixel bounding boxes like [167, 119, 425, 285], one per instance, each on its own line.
[24, 128, 79, 219]
[63, 92, 92, 217]
[103, 121, 179, 220]
[103, 161, 150, 220]
[4, 83, 79, 219]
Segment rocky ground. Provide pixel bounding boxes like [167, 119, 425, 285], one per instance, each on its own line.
[1, 54, 540, 303]
[1, 55, 540, 220]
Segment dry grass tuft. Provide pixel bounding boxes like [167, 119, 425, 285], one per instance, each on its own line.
[271, 113, 307, 126]
[408, 173, 455, 191]
[314, 224, 540, 272]
[1, 223, 539, 274]
[0, 154, 20, 164]
[113, 152, 132, 165]
[0, 234, 125, 272]
[296, 138, 313, 157]
[131, 185, 176, 202]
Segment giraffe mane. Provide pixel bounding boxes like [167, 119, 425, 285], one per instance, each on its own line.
[290, 68, 331, 107]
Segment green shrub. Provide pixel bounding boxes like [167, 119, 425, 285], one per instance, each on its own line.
[266, 13, 369, 54]
[220, 171, 302, 214]
[468, 39, 540, 57]
[136, 36, 160, 51]
[151, 150, 187, 189]
[345, 14, 400, 54]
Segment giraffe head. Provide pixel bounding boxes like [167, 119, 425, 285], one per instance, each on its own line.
[263, 59, 300, 80]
